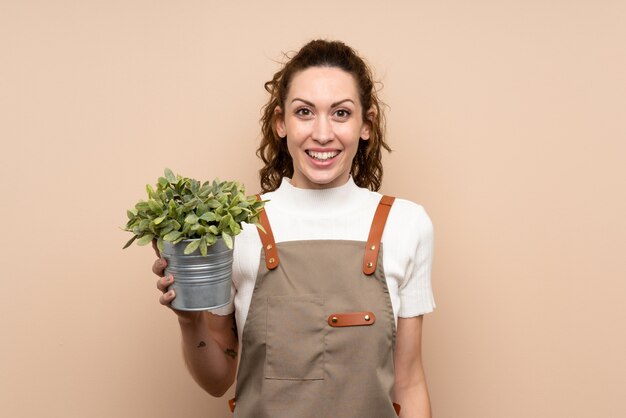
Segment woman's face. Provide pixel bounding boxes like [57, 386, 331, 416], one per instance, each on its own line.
[275, 66, 371, 189]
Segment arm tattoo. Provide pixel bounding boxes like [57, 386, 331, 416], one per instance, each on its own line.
[224, 348, 238, 359]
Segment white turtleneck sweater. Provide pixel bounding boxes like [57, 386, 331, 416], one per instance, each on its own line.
[213, 177, 435, 342]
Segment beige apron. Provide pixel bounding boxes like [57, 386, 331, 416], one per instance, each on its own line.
[230, 195, 401, 417]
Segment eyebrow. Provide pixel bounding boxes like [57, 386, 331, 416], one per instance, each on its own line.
[291, 98, 355, 108]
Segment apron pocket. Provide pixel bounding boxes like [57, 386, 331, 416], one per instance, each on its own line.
[265, 295, 325, 380]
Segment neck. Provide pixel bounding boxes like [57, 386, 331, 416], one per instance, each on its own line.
[265, 176, 368, 217]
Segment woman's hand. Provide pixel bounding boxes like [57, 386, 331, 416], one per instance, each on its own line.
[151, 240, 201, 324]
[149, 240, 238, 396]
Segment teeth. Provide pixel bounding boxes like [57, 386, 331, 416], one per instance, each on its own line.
[307, 150, 339, 160]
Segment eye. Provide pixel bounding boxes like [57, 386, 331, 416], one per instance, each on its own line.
[295, 108, 312, 117]
[334, 109, 351, 119]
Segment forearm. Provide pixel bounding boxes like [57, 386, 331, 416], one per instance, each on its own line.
[395, 377, 432, 418]
[178, 311, 238, 397]
[394, 316, 432, 418]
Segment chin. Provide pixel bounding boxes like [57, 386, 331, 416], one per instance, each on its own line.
[303, 172, 346, 188]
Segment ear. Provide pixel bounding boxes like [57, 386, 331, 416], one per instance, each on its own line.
[360, 106, 376, 140]
[274, 106, 286, 138]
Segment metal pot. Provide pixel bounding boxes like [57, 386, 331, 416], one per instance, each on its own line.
[162, 237, 234, 311]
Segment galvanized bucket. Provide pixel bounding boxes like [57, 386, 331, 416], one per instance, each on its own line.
[162, 237, 234, 311]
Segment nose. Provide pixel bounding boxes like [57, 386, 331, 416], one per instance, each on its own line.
[312, 116, 333, 144]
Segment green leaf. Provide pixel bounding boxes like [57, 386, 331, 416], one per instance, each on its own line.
[157, 237, 164, 253]
[122, 235, 137, 249]
[159, 222, 175, 235]
[229, 194, 241, 207]
[196, 203, 208, 216]
[199, 236, 207, 256]
[234, 212, 248, 223]
[135, 201, 149, 212]
[219, 213, 233, 230]
[168, 200, 177, 218]
[182, 199, 197, 212]
[254, 222, 266, 234]
[163, 230, 183, 242]
[208, 225, 218, 234]
[176, 178, 186, 192]
[184, 213, 199, 224]
[205, 233, 217, 246]
[222, 231, 233, 249]
[146, 184, 156, 198]
[164, 168, 176, 183]
[184, 240, 200, 254]
[154, 215, 166, 225]
[137, 234, 154, 246]
[148, 199, 162, 214]
[198, 185, 211, 198]
[199, 212, 216, 222]
[158, 177, 169, 188]
[191, 179, 200, 194]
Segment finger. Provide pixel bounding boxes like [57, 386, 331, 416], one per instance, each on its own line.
[156, 275, 173, 293]
[159, 289, 175, 306]
[152, 258, 167, 276]
[152, 239, 161, 258]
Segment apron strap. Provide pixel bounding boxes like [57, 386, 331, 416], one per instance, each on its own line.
[363, 195, 395, 275]
[256, 194, 279, 270]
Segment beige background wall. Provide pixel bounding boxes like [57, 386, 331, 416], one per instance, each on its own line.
[1, 1, 624, 417]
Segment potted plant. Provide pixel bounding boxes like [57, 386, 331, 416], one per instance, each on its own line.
[123, 168, 265, 310]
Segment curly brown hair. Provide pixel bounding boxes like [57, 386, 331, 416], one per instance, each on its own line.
[257, 39, 390, 192]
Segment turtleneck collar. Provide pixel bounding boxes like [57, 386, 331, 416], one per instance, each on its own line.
[264, 176, 370, 217]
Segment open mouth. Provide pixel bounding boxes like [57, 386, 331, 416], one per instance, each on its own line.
[306, 150, 340, 161]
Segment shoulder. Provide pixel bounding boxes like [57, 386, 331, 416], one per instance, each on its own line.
[379, 194, 432, 229]
[384, 196, 433, 244]
[389, 198, 432, 228]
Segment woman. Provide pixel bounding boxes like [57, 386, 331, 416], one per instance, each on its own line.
[152, 39, 435, 418]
